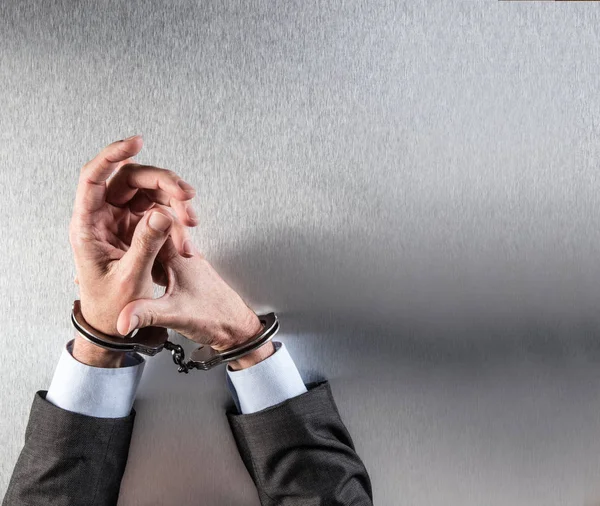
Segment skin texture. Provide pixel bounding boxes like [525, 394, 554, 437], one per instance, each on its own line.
[114, 229, 273, 369]
[69, 136, 271, 369]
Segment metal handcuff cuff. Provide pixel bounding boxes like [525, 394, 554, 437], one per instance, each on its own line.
[70, 300, 280, 373]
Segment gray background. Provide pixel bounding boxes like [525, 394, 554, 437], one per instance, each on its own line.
[1, 0, 600, 504]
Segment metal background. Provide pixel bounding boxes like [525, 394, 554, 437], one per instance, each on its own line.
[2, 1, 600, 505]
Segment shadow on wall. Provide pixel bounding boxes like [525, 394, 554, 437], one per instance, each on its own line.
[117, 223, 600, 506]
[214, 223, 600, 371]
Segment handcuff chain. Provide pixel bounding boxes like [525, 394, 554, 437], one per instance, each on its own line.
[71, 300, 279, 372]
[163, 341, 196, 374]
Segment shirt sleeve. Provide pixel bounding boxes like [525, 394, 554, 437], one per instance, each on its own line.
[45, 339, 145, 418]
[225, 341, 307, 414]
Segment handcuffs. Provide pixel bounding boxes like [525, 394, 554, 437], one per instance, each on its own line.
[70, 300, 280, 373]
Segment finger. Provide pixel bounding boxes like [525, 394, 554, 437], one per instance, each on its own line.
[119, 200, 192, 257]
[75, 136, 143, 216]
[156, 234, 182, 266]
[145, 189, 199, 228]
[104, 163, 196, 209]
[115, 157, 136, 170]
[117, 295, 175, 335]
[134, 203, 194, 257]
[169, 215, 194, 257]
[117, 234, 193, 333]
[119, 209, 173, 281]
[158, 205, 195, 257]
[117, 235, 198, 335]
[128, 188, 199, 227]
[150, 236, 180, 286]
[108, 157, 136, 182]
[127, 190, 156, 216]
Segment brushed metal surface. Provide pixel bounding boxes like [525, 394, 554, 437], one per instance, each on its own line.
[2, 1, 600, 504]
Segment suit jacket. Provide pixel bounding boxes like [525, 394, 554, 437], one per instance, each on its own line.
[3, 382, 373, 506]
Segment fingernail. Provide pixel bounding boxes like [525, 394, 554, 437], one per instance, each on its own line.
[177, 180, 195, 193]
[127, 315, 139, 335]
[187, 206, 198, 221]
[149, 211, 172, 232]
[183, 239, 194, 256]
[123, 134, 140, 141]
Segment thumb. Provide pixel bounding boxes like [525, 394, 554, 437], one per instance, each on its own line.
[117, 295, 175, 336]
[120, 209, 173, 277]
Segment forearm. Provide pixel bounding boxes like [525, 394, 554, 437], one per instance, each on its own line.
[71, 332, 126, 367]
[3, 336, 144, 506]
[3, 391, 136, 506]
[228, 340, 276, 371]
[45, 336, 145, 418]
[224, 336, 373, 505]
[227, 382, 374, 506]
[5, 314, 370, 506]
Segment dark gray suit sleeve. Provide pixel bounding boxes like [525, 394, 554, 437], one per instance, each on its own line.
[227, 381, 373, 506]
[3, 391, 135, 506]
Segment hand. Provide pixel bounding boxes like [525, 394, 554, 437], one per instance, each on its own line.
[115, 209, 274, 369]
[69, 136, 198, 364]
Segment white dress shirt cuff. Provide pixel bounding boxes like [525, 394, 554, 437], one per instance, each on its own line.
[226, 341, 307, 414]
[45, 339, 145, 418]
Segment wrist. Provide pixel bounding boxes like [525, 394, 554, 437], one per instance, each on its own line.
[72, 334, 126, 367]
[79, 297, 119, 337]
[228, 341, 276, 371]
[213, 310, 275, 370]
[212, 309, 264, 350]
